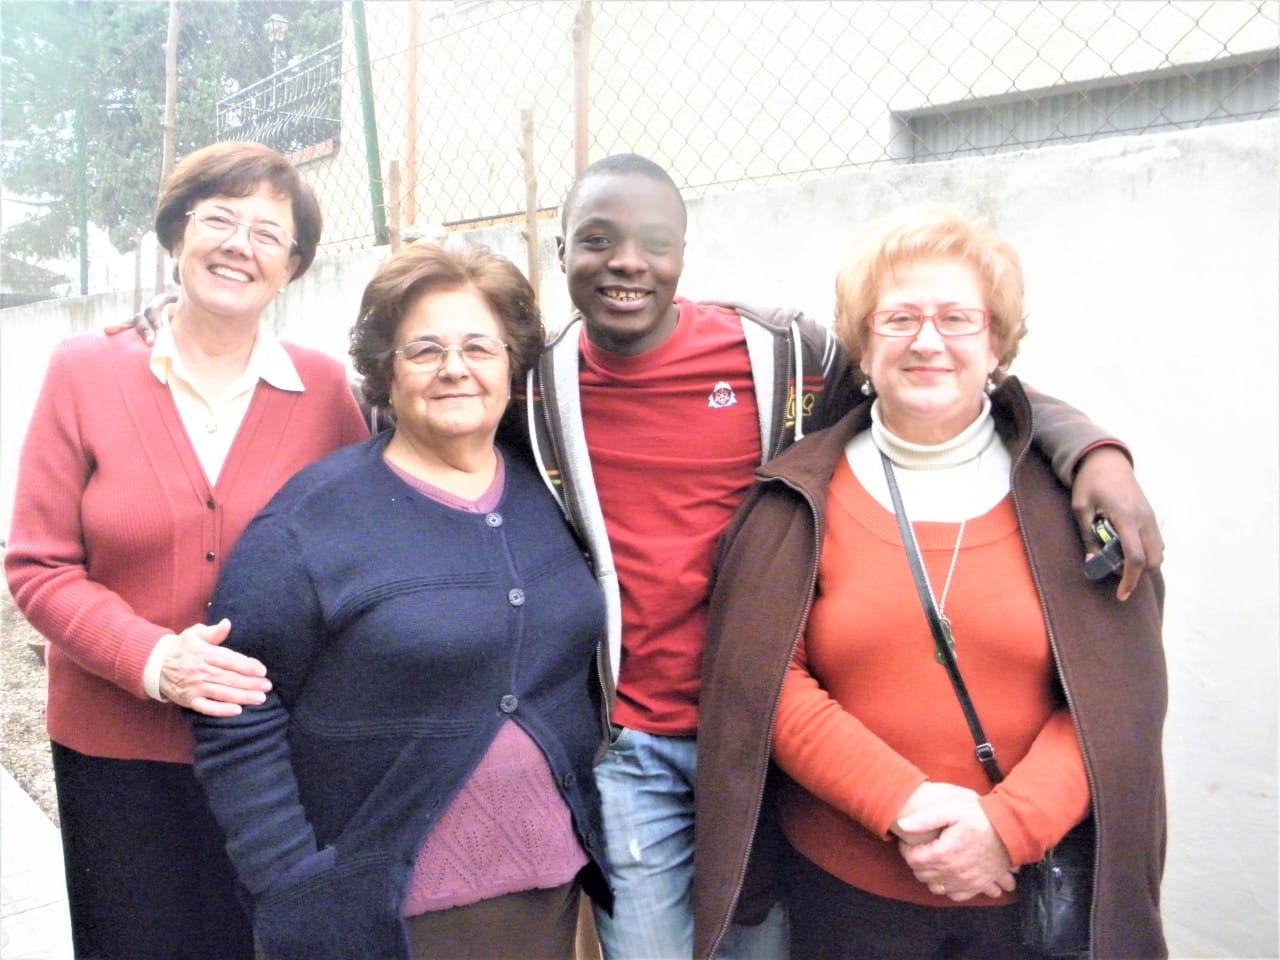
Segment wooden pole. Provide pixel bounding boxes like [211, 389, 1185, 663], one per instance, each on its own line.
[404, 2, 419, 226]
[387, 161, 402, 253]
[157, 0, 180, 293]
[73, 92, 89, 295]
[572, 0, 592, 177]
[133, 232, 143, 315]
[520, 109, 539, 301]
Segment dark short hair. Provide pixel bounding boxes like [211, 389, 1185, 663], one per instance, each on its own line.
[560, 153, 687, 233]
[349, 240, 544, 409]
[154, 141, 323, 280]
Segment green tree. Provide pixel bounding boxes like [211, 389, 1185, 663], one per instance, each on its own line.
[1, 0, 102, 266]
[1, 0, 338, 291]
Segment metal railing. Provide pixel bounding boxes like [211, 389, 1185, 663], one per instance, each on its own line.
[216, 41, 342, 158]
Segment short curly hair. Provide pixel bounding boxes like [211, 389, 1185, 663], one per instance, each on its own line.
[835, 205, 1028, 381]
[154, 141, 323, 280]
[349, 240, 544, 409]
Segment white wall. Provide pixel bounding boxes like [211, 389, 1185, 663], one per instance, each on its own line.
[2, 120, 1276, 958]
[676, 122, 1280, 959]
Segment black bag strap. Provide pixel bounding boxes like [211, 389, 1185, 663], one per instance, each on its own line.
[880, 452, 1005, 786]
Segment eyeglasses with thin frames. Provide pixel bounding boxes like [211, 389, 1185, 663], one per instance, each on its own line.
[868, 308, 990, 338]
[186, 209, 296, 257]
[393, 336, 510, 371]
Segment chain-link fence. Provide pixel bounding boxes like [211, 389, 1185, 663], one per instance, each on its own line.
[3, 0, 1276, 300]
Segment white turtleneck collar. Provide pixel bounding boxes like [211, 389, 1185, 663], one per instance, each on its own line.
[847, 397, 1012, 522]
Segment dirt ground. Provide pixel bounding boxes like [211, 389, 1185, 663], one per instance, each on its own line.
[1, 582, 58, 826]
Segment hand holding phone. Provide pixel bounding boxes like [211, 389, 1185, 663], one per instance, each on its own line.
[1083, 517, 1125, 581]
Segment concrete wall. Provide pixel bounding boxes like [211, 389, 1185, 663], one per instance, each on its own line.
[2, 120, 1276, 958]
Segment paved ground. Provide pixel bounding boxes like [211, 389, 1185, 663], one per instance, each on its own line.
[2, 579, 70, 958]
[0, 766, 72, 959]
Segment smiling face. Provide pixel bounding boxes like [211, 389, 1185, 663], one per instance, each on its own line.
[861, 257, 1001, 444]
[388, 286, 512, 452]
[557, 171, 686, 356]
[172, 181, 299, 326]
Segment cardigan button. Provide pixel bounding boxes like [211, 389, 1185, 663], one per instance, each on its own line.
[205, 551, 216, 562]
[485, 512, 503, 527]
[561, 772, 576, 788]
[499, 694, 519, 714]
[508, 588, 525, 607]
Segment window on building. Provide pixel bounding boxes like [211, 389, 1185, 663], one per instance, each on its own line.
[901, 52, 1278, 161]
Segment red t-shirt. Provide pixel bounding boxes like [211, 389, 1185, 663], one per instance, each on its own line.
[579, 299, 760, 735]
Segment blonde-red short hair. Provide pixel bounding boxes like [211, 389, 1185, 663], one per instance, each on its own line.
[835, 205, 1028, 380]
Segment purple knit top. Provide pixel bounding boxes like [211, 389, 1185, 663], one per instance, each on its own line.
[386, 453, 588, 915]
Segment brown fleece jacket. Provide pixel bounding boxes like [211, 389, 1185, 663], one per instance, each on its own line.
[692, 377, 1167, 960]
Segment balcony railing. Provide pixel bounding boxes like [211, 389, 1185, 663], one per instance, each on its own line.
[216, 41, 341, 157]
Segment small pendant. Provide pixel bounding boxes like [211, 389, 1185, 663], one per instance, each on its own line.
[935, 615, 957, 665]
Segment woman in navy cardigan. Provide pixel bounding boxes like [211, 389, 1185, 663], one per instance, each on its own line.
[190, 241, 610, 960]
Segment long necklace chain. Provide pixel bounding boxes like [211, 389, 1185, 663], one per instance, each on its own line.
[936, 519, 966, 616]
[901, 451, 983, 662]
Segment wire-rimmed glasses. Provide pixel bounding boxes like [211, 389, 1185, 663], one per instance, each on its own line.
[868, 308, 990, 338]
[393, 336, 510, 371]
[186, 209, 296, 257]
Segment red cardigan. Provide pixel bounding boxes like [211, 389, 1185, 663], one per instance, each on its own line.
[5, 332, 368, 764]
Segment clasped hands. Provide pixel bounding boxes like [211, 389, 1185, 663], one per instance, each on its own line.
[890, 781, 1016, 902]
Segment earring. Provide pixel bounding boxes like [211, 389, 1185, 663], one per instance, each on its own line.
[985, 376, 997, 395]
[860, 380, 874, 397]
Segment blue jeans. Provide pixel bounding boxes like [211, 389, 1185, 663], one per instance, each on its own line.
[592, 726, 788, 960]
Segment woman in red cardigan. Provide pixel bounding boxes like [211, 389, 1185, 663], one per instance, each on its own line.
[4, 142, 367, 960]
[692, 206, 1166, 960]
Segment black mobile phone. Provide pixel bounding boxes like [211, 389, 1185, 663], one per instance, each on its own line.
[1082, 517, 1124, 581]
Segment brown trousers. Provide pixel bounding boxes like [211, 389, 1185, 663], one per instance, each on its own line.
[256, 882, 585, 960]
[406, 882, 581, 959]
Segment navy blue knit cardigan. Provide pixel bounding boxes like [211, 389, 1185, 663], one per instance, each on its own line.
[190, 431, 610, 960]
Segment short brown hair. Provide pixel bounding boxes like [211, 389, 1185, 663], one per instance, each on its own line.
[154, 141, 323, 280]
[835, 205, 1028, 379]
[349, 240, 544, 409]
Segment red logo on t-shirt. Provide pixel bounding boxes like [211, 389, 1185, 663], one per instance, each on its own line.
[708, 381, 737, 409]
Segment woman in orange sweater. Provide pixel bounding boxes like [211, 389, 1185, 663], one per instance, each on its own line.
[692, 206, 1167, 959]
[4, 142, 367, 960]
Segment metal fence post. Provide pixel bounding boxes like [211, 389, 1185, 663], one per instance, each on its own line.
[351, 0, 388, 246]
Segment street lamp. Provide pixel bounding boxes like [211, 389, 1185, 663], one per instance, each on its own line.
[265, 13, 289, 73]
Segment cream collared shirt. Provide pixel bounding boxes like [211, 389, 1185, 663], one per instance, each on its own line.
[148, 317, 304, 484]
[142, 316, 304, 702]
